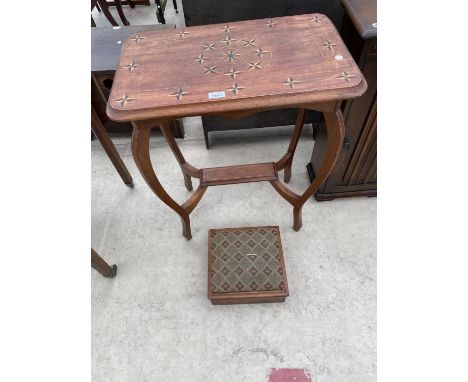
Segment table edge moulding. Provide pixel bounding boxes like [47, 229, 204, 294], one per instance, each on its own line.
[106, 14, 367, 240]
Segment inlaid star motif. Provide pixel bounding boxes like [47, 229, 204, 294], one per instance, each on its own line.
[115, 94, 135, 107]
[336, 72, 356, 82]
[169, 88, 190, 101]
[224, 67, 242, 79]
[203, 42, 216, 51]
[242, 39, 255, 47]
[283, 76, 301, 89]
[247, 61, 262, 70]
[322, 40, 338, 50]
[223, 49, 240, 62]
[222, 25, 232, 33]
[266, 19, 275, 28]
[195, 53, 207, 64]
[221, 35, 237, 45]
[311, 15, 322, 23]
[203, 66, 218, 75]
[227, 82, 245, 96]
[130, 35, 146, 43]
[122, 61, 139, 72]
[177, 30, 190, 39]
[254, 48, 270, 58]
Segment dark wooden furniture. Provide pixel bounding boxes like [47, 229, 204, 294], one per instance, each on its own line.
[208, 226, 288, 304]
[307, 0, 376, 200]
[106, 15, 367, 240]
[180, 0, 346, 148]
[92, 249, 117, 277]
[155, 0, 178, 24]
[91, 0, 130, 26]
[91, 25, 185, 138]
[91, 104, 134, 187]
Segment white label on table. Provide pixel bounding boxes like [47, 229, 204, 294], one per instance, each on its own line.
[208, 91, 226, 99]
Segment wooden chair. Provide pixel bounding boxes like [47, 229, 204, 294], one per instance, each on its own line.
[155, 0, 178, 24]
[91, 0, 131, 26]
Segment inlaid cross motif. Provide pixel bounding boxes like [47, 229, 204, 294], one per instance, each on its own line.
[322, 40, 338, 50]
[177, 30, 190, 39]
[248, 62, 262, 70]
[242, 39, 255, 47]
[266, 19, 275, 28]
[195, 54, 207, 64]
[203, 66, 218, 75]
[283, 76, 301, 89]
[222, 25, 232, 33]
[223, 49, 240, 62]
[130, 35, 146, 43]
[221, 36, 237, 45]
[115, 94, 135, 107]
[227, 82, 245, 96]
[336, 71, 356, 82]
[203, 43, 216, 51]
[169, 88, 190, 101]
[254, 48, 270, 58]
[123, 61, 139, 72]
[311, 15, 322, 23]
[224, 67, 242, 79]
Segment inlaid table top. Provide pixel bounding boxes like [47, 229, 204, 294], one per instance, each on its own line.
[107, 13, 367, 121]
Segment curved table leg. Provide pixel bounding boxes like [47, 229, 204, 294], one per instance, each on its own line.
[97, 0, 119, 26]
[275, 108, 307, 183]
[159, 121, 194, 191]
[271, 102, 345, 231]
[115, 0, 130, 26]
[131, 124, 206, 240]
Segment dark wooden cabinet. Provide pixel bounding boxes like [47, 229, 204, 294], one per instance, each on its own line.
[307, 0, 377, 200]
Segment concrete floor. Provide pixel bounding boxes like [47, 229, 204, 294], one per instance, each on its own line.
[92, 3, 376, 382]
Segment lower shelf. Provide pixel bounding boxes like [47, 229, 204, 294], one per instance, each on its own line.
[200, 162, 278, 187]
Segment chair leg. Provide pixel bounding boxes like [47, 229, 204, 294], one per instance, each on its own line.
[173, 0, 178, 13]
[91, 104, 134, 188]
[91, 249, 117, 278]
[155, 0, 166, 24]
[96, 0, 119, 26]
[128, 0, 136, 8]
[115, 0, 130, 26]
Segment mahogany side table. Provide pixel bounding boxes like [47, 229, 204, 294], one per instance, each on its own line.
[107, 14, 367, 240]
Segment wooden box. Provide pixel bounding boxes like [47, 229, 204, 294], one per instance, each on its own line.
[208, 226, 288, 305]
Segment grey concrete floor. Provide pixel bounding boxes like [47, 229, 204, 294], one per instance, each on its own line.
[92, 3, 376, 382]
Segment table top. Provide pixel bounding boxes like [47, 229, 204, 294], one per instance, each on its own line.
[107, 14, 366, 122]
[91, 24, 175, 73]
[341, 0, 377, 39]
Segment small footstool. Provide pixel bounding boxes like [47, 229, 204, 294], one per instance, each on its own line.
[208, 226, 289, 304]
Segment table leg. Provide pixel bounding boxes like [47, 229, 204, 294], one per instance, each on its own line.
[270, 102, 345, 230]
[275, 108, 307, 183]
[96, 0, 119, 26]
[115, 0, 130, 26]
[159, 121, 194, 191]
[131, 123, 206, 239]
[91, 105, 134, 188]
[91, 248, 117, 277]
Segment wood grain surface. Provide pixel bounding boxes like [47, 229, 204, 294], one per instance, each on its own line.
[107, 14, 366, 121]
